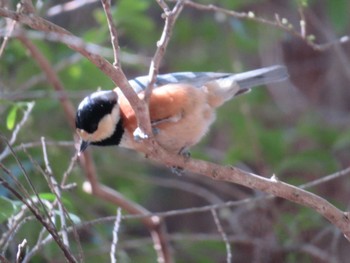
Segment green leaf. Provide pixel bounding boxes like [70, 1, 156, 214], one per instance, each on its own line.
[38, 192, 58, 202]
[38, 192, 72, 209]
[6, 105, 18, 130]
[0, 197, 19, 223]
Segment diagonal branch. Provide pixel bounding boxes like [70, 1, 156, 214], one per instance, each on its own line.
[100, 0, 121, 69]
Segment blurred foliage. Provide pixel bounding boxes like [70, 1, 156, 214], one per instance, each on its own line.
[326, 0, 349, 33]
[1, 0, 350, 262]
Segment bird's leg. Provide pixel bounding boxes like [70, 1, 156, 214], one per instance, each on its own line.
[170, 146, 191, 176]
[178, 146, 191, 159]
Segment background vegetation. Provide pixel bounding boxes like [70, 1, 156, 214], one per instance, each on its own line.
[1, 0, 350, 262]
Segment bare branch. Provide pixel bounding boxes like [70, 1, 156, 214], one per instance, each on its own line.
[0, 210, 33, 252]
[0, 163, 77, 262]
[299, 166, 350, 189]
[0, 102, 35, 161]
[61, 153, 79, 187]
[183, 0, 349, 51]
[145, 0, 184, 102]
[0, 141, 74, 161]
[110, 208, 122, 263]
[23, 228, 51, 263]
[101, 0, 121, 69]
[41, 137, 69, 248]
[211, 209, 232, 263]
[15, 239, 27, 263]
[0, 18, 16, 57]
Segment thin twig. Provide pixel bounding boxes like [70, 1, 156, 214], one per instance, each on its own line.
[0, 210, 32, 253]
[0, 18, 16, 57]
[0, 102, 35, 160]
[41, 137, 69, 247]
[183, 0, 349, 51]
[211, 209, 232, 263]
[20, 142, 83, 262]
[0, 135, 36, 208]
[110, 208, 122, 263]
[23, 227, 50, 263]
[298, 4, 306, 39]
[299, 166, 350, 189]
[17, 146, 59, 230]
[0, 163, 77, 263]
[41, 137, 53, 176]
[61, 153, 79, 187]
[15, 239, 27, 263]
[100, 0, 121, 69]
[144, 0, 184, 102]
[0, 141, 74, 161]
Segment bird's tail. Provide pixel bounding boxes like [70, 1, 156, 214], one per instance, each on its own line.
[234, 65, 288, 89]
[206, 65, 288, 107]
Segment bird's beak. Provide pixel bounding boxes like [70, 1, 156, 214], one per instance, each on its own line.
[79, 140, 90, 153]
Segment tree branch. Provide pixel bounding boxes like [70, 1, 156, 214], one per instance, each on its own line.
[144, 0, 184, 102]
[183, 0, 350, 51]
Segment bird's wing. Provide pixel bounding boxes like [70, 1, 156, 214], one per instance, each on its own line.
[129, 72, 230, 93]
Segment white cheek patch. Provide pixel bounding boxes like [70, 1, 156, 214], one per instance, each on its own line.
[76, 129, 90, 141]
[90, 105, 120, 142]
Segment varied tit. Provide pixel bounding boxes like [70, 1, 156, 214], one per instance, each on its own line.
[75, 65, 288, 155]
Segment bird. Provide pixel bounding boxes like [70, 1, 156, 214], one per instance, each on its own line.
[75, 65, 288, 155]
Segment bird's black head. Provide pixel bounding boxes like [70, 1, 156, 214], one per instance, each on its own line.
[76, 90, 118, 133]
[75, 90, 120, 152]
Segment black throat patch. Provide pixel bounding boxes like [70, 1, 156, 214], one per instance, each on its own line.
[92, 118, 124, 146]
